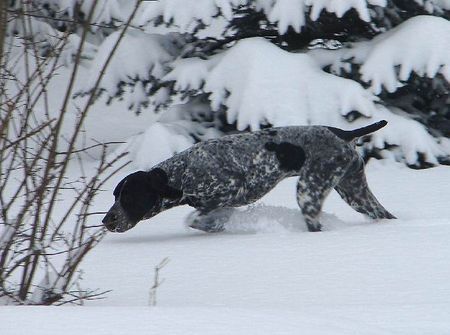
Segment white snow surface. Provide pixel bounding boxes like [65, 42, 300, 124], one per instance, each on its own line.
[2, 160, 450, 334]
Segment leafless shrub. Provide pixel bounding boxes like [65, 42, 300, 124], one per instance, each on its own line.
[0, 0, 143, 305]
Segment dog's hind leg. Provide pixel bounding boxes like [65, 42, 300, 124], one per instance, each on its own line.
[187, 208, 236, 233]
[334, 158, 396, 220]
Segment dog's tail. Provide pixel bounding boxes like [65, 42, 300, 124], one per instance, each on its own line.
[327, 120, 387, 142]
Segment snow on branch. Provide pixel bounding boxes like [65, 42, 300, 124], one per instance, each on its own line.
[416, 0, 450, 13]
[46, 0, 137, 28]
[138, 0, 239, 33]
[361, 16, 450, 94]
[139, 0, 387, 34]
[364, 106, 446, 165]
[7, 11, 97, 66]
[165, 37, 378, 130]
[260, 0, 387, 34]
[127, 121, 194, 170]
[125, 100, 223, 170]
[310, 15, 450, 95]
[86, 30, 180, 97]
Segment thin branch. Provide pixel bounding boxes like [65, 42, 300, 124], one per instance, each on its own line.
[55, 141, 126, 155]
[6, 9, 144, 31]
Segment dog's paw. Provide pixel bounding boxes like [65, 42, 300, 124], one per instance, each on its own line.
[189, 220, 225, 233]
[186, 211, 227, 233]
[306, 222, 322, 232]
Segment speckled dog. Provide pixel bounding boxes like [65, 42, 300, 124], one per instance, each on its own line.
[102, 120, 395, 233]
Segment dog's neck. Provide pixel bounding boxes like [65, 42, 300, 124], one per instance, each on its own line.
[143, 161, 186, 219]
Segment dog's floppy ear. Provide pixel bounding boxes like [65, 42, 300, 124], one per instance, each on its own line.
[148, 168, 183, 200]
[113, 176, 127, 198]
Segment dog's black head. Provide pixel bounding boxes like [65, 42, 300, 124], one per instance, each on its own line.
[102, 168, 182, 233]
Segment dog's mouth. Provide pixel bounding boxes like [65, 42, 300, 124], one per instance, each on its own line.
[102, 201, 137, 233]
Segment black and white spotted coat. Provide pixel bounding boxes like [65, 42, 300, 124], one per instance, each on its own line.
[103, 121, 395, 233]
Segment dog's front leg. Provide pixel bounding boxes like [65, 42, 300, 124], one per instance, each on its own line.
[296, 163, 347, 232]
[186, 208, 236, 233]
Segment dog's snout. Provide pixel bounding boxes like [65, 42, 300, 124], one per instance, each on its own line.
[102, 202, 135, 232]
[102, 211, 119, 231]
[102, 212, 115, 224]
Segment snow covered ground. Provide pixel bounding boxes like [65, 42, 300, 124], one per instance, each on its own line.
[2, 160, 450, 334]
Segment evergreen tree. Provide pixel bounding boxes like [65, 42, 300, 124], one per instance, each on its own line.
[7, 0, 450, 168]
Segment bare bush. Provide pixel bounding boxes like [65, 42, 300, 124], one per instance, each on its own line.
[0, 0, 143, 305]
